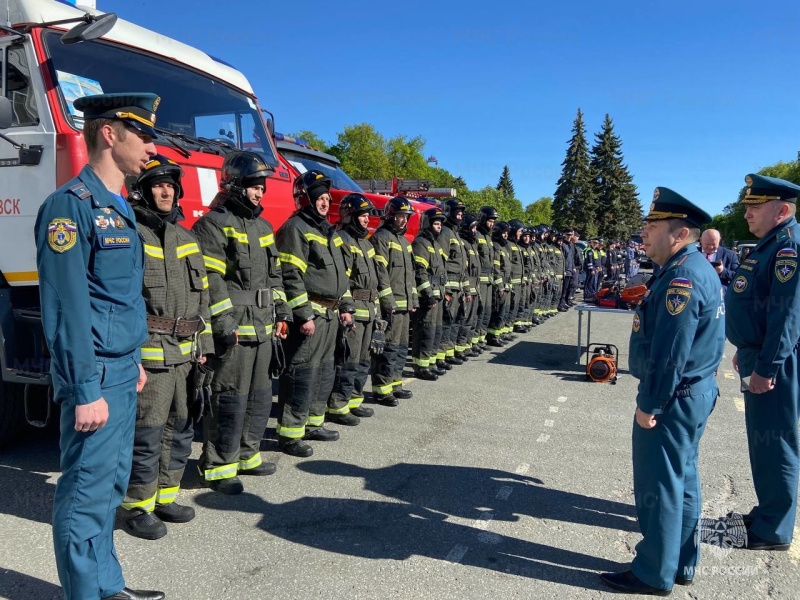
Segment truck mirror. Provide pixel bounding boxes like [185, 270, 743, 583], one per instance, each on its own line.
[60, 13, 118, 45]
[0, 97, 13, 129]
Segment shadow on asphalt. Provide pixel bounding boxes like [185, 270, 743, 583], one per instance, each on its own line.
[488, 341, 583, 373]
[196, 461, 635, 590]
[0, 567, 61, 600]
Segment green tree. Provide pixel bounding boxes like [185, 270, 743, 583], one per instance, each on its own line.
[387, 134, 430, 178]
[286, 130, 329, 152]
[589, 114, 641, 240]
[524, 197, 553, 225]
[496, 165, 515, 198]
[327, 123, 390, 180]
[553, 109, 596, 236]
[462, 186, 525, 222]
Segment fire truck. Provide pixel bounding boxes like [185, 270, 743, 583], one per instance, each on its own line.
[0, 0, 295, 444]
[273, 133, 435, 240]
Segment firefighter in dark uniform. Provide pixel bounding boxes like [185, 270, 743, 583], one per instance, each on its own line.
[558, 228, 575, 311]
[488, 221, 511, 346]
[601, 187, 723, 595]
[329, 193, 390, 420]
[371, 197, 419, 404]
[456, 214, 482, 357]
[569, 230, 583, 304]
[530, 227, 545, 324]
[475, 206, 499, 347]
[276, 170, 354, 456]
[35, 93, 164, 600]
[121, 156, 212, 540]
[550, 230, 565, 314]
[438, 198, 469, 363]
[725, 174, 800, 551]
[193, 151, 290, 494]
[519, 227, 536, 328]
[503, 220, 523, 335]
[411, 207, 448, 380]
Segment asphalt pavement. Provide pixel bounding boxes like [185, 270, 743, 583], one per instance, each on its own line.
[1, 301, 799, 599]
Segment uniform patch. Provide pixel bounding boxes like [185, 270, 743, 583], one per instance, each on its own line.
[114, 216, 126, 230]
[732, 275, 748, 293]
[744, 258, 758, 264]
[632, 313, 641, 333]
[666, 288, 691, 315]
[47, 218, 78, 253]
[777, 248, 798, 258]
[669, 277, 693, 289]
[95, 215, 111, 229]
[775, 259, 797, 283]
[98, 235, 131, 248]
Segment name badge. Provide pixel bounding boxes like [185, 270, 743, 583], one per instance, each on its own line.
[99, 235, 131, 248]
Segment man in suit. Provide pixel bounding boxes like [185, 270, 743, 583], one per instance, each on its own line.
[700, 228, 739, 290]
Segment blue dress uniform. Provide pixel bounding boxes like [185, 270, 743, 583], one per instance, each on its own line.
[725, 174, 800, 548]
[34, 94, 157, 600]
[614, 188, 725, 593]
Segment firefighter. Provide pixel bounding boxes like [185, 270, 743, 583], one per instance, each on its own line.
[475, 206, 499, 348]
[329, 193, 390, 420]
[193, 151, 290, 494]
[276, 170, 354, 457]
[517, 226, 534, 331]
[411, 207, 448, 380]
[121, 156, 212, 539]
[456, 214, 482, 356]
[558, 227, 575, 312]
[487, 221, 511, 346]
[506, 220, 526, 334]
[439, 198, 469, 363]
[371, 197, 419, 405]
[529, 227, 545, 325]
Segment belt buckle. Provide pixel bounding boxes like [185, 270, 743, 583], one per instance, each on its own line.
[172, 317, 183, 338]
[256, 289, 265, 309]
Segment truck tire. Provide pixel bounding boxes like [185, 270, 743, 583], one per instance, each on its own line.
[0, 381, 25, 446]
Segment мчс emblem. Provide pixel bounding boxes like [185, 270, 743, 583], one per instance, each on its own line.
[47, 218, 78, 253]
[632, 313, 641, 333]
[95, 215, 110, 229]
[775, 259, 797, 283]
[666, 288, 691, 316]
[732, 275, 748, 293]
[115, 216, 126, 230]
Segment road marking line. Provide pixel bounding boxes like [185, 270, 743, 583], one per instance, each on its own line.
[477, 531, 502, 545]
[789, 527, 800, 563]
[557, 396, 568, 403]
[724, 372, 735, 380]
[473, 511, 494, 530]
[537, 434, 550, 443]
[496, 486, 513, 500]
[549, 406, 559, 413]
[544, 419, 555, 427]
[446, 544, 469, 563]
[733, 398, 745, 412]
[515, 463, 530, 475]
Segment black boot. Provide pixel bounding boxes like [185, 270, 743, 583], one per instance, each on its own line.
[326, 412, 360, 426]
[351, 406, 374, 417]
[123, 510, 167, 540]
[599, 570, 671, 596]
[377, 394, 399, 407]
[238, 462, 277, 476]
[445, 356, 464, 365]
[303, 427, 340, 441]
[103, 587, 166, 600]
[153, 502, 195, 523]
[209, 477, 244, 495]
[394, 388, 413, 399]
[414, 368, 439, 381]
[280, 439, 314, 457]
[436, 359, 452, 371]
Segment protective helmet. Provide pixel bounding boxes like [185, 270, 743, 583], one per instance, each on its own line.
[339, 193, 375, 236]
[293, 169, 332, 209]
[478, 205, 500, 227]
[220, 151, 272, 195]
[492, 221, 510, 240]
[508, 219, 525, 236]
[422, 206, 446, 233]
[443, 198, 467, 223]
[460, 213, 479, 236]
[135, 154, 184, 204]
[384, 196, 415, 219]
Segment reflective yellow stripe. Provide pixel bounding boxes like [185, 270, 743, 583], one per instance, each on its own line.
[202, 322, 212, 335]
[396, 299, 408, 308]
[333, 235, 344, 247]
[202, 276, 209, 289]
[417, 281, 431, 292]
[326, 405, 350, 415]
[379, 288, 392, 298]
[259, 234, 274, 247]
[237, 324, 274, 337]
[287, 293, 308, 309]
[388, 241, 403, 251]
[203, 463, 238, 481]
[348, 395, 364, 409]
[478, 238, 487, 245]
[238, 453, 262, 471]
[155, 486, 179, 505]
[415, 255, 429, 268]
[311, 302, 328, 315]
[367, 248, 376, 258]
[273, 289, 287, 302]
[354, 308, 370, 319]
[346, 268, 352, 277]
[350, 245, 363, 255]
[305, 232, 328, 245]
[121, 493, 157, 512]
[223, 227, 248, 243]
[306, 414, 325, 427]
[276, 424, 305, 439]
[279, 252, 308, 273]
[141, 347, 165, 361]
[203, 255, 226, 274]
[210, 298, 233, 315]
[144, 244, 164, 259]
[446, 280, 461, 287]
[176, 243, 200, 258]
[391, 380, 403, 387]
[479, 276, 490, 282]
[374, 255, 389, 266]
[413, 356, 430, 367]
[374, 383, 394, 395]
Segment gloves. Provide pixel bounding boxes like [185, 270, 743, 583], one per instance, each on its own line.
[213, 330, 237, 358]
[370, 318, 388, 355]
[269, 337, 286, 378]
[189, 362, 214, 424]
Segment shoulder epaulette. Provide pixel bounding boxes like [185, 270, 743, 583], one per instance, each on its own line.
[67, 182, 92, 200]
[777, 227, 793, 242]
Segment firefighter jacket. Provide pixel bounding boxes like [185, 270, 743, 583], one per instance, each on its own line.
[492, 237, 511, 291]
[553, 242, 566, 280]
[519, 242, 533, 284]
[440, 222, 468, 294]
[192, 193, 289, 344]
[338, 223, 391, 322]
[459, 231, 481, 296]
[475, 227, 495, 287]
[135, 206, 213, 366]
[412, 229, 447, 305]
[371, 224, 418, 313]
[276, 206, 353, 323]
[507, 239, 524, 286]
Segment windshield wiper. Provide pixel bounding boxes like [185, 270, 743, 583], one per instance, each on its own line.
[153, 128, 191, 159]
[154, 128, 227, 156]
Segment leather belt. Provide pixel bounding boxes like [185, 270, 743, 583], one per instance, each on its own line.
[351, 289, 378, 302]
[147, 315, 204, 338]
[229, 289, 271, 308]
[309, 294, 341, 310]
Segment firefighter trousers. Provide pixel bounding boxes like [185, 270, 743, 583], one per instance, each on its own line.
[488, 289, 511, 339]
[278, 311, 338, 439]
[441, 291, 461, 358]
[476, 282, 493, 341]
[330, 317, 373, 414]
[200, 341, 272, 481]
[412, 301, 443, 370]
[371, 310, 410, 398]
[123, 361, 193, 512]
[456, 294, 480, 351]
[507, 283, 522, 331]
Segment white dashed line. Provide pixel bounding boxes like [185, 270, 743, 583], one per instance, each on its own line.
[724, 372, 735, 380]
[549, 406, 559, 413]
[515, 463, 530, 475]
[473, 511, 494, 530]
[557, 396, 568, 403]
[446, 544, 469, 563]
[537, 434, 551, 443]
[789, 527, 800, 564]
[496, 486, 513, 500]
[544, 419, 555, 427]
[733, 398, 745, 412]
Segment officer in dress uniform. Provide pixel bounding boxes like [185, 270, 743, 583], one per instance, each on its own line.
[121, 156, 213, 540]
[35, 93, 164, 600]
[601, 188, 724, 596]
[725, 174, 800, 551]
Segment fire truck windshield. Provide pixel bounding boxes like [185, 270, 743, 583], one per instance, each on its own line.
[43, 31, 279, 168]
[280, 148, 363, 192]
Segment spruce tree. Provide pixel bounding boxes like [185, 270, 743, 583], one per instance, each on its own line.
[553, 109, 597, 236]
[496, 165, 515, 198]
[589, 114, 641, 240]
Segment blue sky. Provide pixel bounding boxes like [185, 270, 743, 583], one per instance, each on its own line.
[100, 0, 800, 217]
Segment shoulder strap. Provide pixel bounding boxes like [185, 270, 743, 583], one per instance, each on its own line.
[68, 182, 92, 201]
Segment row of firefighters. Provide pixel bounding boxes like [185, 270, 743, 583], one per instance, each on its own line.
[118, 150, 581, 541]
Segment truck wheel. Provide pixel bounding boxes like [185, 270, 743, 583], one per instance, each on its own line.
[0, 381, 25, 446]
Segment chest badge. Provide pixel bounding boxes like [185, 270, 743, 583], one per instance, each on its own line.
[732, 275, 748, 293]
[775, 260, 797, 283]
[632, 313, 641, 333]
[95, 215, 111, 229]
[115, 216, 126, 230]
